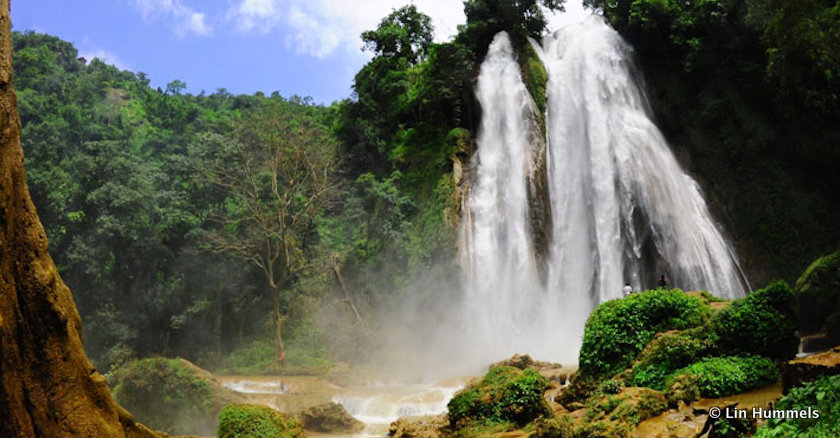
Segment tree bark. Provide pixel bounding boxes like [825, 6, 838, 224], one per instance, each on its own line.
[271, 286, 286, 366]
[331, 255, 364, 327]
[0, 2, 157, 436]
[215, 289, 223, 367]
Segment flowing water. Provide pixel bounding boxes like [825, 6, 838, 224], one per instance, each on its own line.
[459, 17, 749, 365]
[218, 17, 752, 438]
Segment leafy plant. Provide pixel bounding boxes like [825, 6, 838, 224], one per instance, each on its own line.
[217, 404, 304, 438]
[447, 366, 551, 429]
[579, 289, 710, 377]
[665, 356, 778, 398]
[754, 374, 840, 437]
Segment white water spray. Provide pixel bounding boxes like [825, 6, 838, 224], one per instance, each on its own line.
[459, 18, 748, 365]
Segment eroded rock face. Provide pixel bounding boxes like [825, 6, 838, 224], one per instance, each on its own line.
[782, 346, 840, 392]
[296, 402, 363, 433]
[0, 2, 157, 435]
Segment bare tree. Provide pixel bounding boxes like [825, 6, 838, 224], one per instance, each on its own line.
[193, 104, 339, 366]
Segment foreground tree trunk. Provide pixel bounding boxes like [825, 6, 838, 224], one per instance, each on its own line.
[0, 3, 157, 436]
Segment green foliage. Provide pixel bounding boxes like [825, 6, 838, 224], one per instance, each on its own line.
[222, 330, 331, 376]
[362, 5, 433, 65]
[217, 404, 305, 438]
[586, 0, 840, 285]
[14, 30, 342, 371]
[110, 358, 226, 435]
[520, 42, 548, 130]
[544, 388, 667, 437]
[794, 251, 840, 337]
[665, 356, 778, 398]
[458, 0, 565, 59]
[628, 328, 716, 390]
[713, 281, 798, 361]
[748, 0, 840, 115]
[579, 289, 710, 377]
[447, 366, 551, 429]
[754, 375, 840, 438]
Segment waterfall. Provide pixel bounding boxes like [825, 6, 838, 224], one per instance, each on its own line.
[459, 17, 748, 364]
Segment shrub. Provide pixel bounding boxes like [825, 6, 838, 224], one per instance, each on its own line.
[794, 251, 840, 337]
[629, 328, 716, 390]
[447, 366, 551, 429]
[579, 289, 710, 377]
[217, 404, 305, 438]
[713, 281, 798, 361]
[665, 356, 779, 398]
[754, 374, 840, 438]
[110, 357, 234, 435]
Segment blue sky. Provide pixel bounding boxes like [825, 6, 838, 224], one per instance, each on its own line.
[12, 0, 587, 105]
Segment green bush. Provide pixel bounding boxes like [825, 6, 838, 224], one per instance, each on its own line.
[447, 366, 551, 429]
[794, 251, 840, 337]
[754, 374, 840, 438]
[217, 404, 305, 438]
[665, 356, 779, 398]
[579, 289, 710, 377]
[629, 328, 716, 390]
[110, 357, 230, 435]
[713, 281, 798, 361]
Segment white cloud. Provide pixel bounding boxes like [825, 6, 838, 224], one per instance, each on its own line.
[223, 0, 591, 59]
[227, 0, 282, 34]
[79, 49, 131, 71]
[130, 0, 212, 37]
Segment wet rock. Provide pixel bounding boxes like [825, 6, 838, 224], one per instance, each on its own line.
[388, 415, 447, 438]
[297, 402, 363, 433]
[781, 346, 840, 392]
[491, 353, 562, 372]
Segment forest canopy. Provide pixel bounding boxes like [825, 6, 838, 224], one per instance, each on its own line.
[13, 0, 839, 374]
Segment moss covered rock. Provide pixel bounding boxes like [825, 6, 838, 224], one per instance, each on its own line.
[110, 357, 240, 435]
[447, 366, 551, 429]
[537, 387, 667, 438]
[664, 356, 779, 399]
[713, 280, 798, 361]
[218, 404, 304, 438]
[794, 251, 840, 342]
[628, 327, 716, 390]
[579, 289, 710, 378]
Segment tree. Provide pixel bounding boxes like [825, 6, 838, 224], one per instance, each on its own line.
[361, 5, 433, 65]
[459, 0, 565, 58]
[192, 102, 339, 366]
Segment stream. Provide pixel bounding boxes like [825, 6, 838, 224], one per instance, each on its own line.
[217, 375, 464, 437]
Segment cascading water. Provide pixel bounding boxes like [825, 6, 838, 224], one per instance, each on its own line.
[458, 32, 557, 366]
[459, 17, 749, 364]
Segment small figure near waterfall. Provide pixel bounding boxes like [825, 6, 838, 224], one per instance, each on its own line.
[658, 275, 667, 289]
[623, 282, 633, 297]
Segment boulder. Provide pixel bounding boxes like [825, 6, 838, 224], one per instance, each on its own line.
[296, 402, 363, 433]
[218, 404, 304, 438]
[388, 415, 447, 438]
[491, 354, 562, 372]
[781, 346, 840, 392]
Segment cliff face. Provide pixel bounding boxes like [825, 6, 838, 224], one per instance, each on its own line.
[0, 2, 157, 436]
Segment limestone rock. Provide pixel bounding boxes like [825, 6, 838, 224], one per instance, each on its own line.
[297, 402, 363, 433]
[782, 346, 840, 392]
[388, 415, 447, 438]
[490, 353, 562, 372]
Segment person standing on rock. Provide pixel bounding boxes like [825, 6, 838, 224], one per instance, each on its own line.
[623, 282, 633, 297]
[658, 275, 667, 289]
